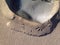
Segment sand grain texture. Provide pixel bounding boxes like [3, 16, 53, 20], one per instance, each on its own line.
[0, 11, 60, 45]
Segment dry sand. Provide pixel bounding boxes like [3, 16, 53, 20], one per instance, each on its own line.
[0, 13, 60, 45]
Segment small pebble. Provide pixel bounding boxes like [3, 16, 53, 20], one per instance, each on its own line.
[6, 21, 11, 26]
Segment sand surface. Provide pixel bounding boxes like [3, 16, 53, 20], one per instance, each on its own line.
[0, 12, 60, 45]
